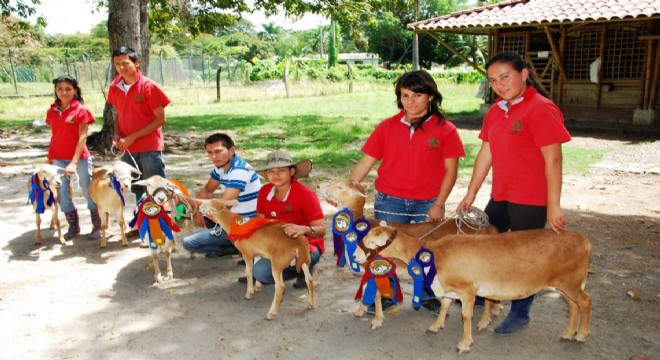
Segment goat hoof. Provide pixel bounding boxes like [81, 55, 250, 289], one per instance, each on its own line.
[266, 313, 275, 321]
[426, 328, 441, 334]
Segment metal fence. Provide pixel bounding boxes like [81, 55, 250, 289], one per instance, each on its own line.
[0, 49, 247, 96]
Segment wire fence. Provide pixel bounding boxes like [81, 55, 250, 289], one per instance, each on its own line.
[0, 49, 249, 96]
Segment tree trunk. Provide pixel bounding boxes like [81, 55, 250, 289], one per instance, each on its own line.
[90, 0, 148, 155]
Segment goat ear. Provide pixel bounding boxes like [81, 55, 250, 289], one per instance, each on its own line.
[133, 180, 147, 187]
[131, 167, 142, 175]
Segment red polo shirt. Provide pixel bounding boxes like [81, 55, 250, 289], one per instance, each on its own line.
[107, 71, 170, 153]
[46, 99, 94, 160]
[362, 111, 466, 200]
[480, 86, 571, 206]
[257, 180, 325, 253]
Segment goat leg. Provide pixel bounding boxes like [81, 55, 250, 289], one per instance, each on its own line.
[267, 270, 285, 320]
[151, 251, 162, 286]
[35, 213, 42, 245]
[371, 292, 384, 330]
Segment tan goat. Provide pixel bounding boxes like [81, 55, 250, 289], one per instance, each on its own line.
[199, 198, 315, 320]
[355, 224, 593, 354]
[88, 161, 140, 248]
[27, 163, 64, 245]
[133, 175, 186, 285]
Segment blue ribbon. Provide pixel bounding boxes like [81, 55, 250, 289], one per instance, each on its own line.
[109, 173, 126, 206]
[407, 259, 425, 310]
[332, 207, 371, 272]
[27, 173, 54, 214]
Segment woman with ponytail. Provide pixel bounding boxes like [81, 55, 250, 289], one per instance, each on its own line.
[457, 51, 571, 335]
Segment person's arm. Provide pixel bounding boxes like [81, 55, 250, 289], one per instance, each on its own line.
[65, 123, 89, 175]
[115, 106, 166, 151]
[193, 178, 220, 227]
[349, 154, 377, 182]
[427, 157, 458, 221]
[457, 141, 492, 212]
[281, 218, 325, 238]
[541, 143, 566, 233]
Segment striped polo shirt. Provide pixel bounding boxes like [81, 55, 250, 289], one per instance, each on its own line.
[210, 154, 261, 217]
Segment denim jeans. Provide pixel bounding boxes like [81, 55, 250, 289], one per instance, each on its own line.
[121, 151, 165, 204]
[251, 247, 322, 284]
[374, 192, 435, 224]
[53, 159, 97, 213]
[182, 226, 233, 253]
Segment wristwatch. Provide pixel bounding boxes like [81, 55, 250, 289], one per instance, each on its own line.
[309, 225, 315, 234]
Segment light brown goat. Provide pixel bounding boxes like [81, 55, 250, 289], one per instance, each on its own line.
[200, 198, 315, 320]
[355, 225, 593, 354]
[27, 164, 64, 245]
[88, 161, 140, 248]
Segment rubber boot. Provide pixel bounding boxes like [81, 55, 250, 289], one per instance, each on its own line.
[494, 295, 534, 335]
[63, 210, 80, 240]
[88, 209, 102, 240]
[293, 263, 314, 289]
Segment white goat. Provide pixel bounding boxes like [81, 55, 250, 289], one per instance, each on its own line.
[27, 163, 65, 245]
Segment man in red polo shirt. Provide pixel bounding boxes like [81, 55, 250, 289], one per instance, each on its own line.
[107, 46, 171, 205]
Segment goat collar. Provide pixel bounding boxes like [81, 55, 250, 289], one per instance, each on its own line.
[27, 173, 54, 214]
[355, 255, 403, 306]
[226, 215, 278, 241]
[108, 173, 126, 206]
[407, 247, 439, 309]
[358, 229, 398, 263]
[332, 207, 370, 273]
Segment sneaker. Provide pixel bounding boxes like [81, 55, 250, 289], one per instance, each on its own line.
[292, 276, 308, 289]
[205, 246, 239, 258]
[366, 298, 397, 314]
[420, 298, 441, 315]
[238, 276, 259, 284]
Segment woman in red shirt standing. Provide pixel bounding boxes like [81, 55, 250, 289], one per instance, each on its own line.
[46, 76, 101, 241]
[240, 150, 326, 289]
[457, 51, 571, 335]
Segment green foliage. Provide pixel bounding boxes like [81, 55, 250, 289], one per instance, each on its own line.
[249, 59, 281, 81]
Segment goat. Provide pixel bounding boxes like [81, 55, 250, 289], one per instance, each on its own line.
[133, 175, 189, 285]
[355, 224, 593, 354]
[199, 198, 315, 320]
[27, 163, 64, 245]
[88, 160, 140, 248]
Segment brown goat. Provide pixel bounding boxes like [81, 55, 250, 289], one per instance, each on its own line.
[355, 224, 593, 354]
[27, 164, 64, 245]
[88, 161, 140, 248]
[200, 198, 315, 320]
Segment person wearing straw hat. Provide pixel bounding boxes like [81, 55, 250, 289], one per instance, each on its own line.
[238, 150, 326, 289]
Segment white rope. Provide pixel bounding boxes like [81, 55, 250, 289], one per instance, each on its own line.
[110, 145, 141, 181]
[455, 206, 490, 234]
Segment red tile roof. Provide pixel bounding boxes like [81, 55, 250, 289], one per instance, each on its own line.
[409, 0, 660, 33]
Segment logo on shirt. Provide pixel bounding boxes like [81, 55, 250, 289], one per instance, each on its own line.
[65, 116, 75, 124]
[427, 136, 439, 149]
[135, 94, 144, 103]
[510, 119, 523, 135]
[285, 204, 292, 212]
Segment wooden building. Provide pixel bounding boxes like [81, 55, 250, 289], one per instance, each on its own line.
[409, 0, 660, 126]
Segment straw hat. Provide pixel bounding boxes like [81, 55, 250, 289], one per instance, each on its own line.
[255, 150, 313, 179]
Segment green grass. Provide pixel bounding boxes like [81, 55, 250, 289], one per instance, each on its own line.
[0, 80, 609, 175]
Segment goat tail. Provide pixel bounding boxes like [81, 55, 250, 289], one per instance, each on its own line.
[295, 235, 312, 273]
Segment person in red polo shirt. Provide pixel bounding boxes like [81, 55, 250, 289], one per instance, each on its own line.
[239, 150, 326, 290]
[457, 51, 571, 336]
[107, 46, 171, 205]
[46, 75, 101, 241]
[350, 70, 466, 313]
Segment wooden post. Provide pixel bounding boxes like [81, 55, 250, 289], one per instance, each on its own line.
[596, 25, 607, 109]
[649, 42, 660, 110]
[216, 66, 222, 102]
[643, 40, 654, 109]
[347, 63, 354, 93]
[284, 59, 291, 98]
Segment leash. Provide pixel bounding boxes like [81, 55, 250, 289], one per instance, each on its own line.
[110, 145, 142, 181]
[455, 207, 490, 234]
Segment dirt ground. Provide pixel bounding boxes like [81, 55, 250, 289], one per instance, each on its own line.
[0, 128, 658, 360]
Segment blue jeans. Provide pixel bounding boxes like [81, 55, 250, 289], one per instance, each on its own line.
[251, 247, 322, 284]
[121, 151, 165, 205]
[182, 226, 234, 253]
[53, 159, 97, 213]
[374, 192, 435, 224]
